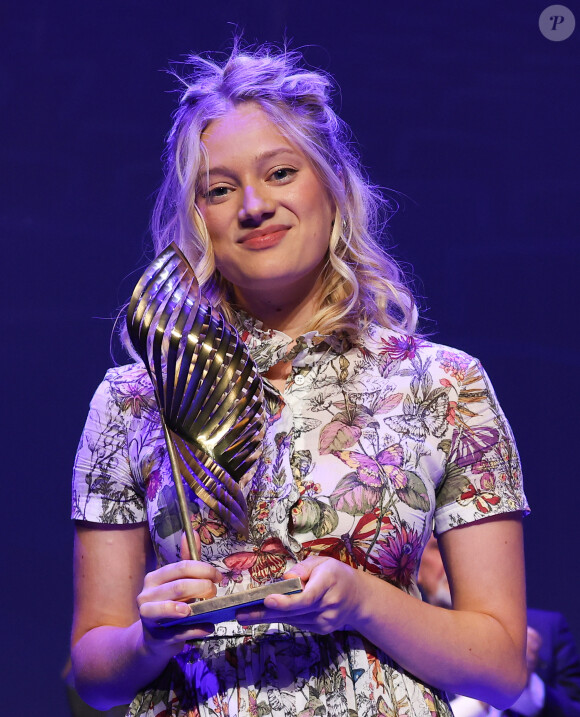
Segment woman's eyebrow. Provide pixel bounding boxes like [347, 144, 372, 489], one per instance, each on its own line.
[254, 147, 298, 163]
[207, 147, 299, 177]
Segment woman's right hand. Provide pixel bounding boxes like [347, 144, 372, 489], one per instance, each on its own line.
[72, 524, 223, 709]
[136, 531, 223, 655]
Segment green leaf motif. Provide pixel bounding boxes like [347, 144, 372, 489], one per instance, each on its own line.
[272, 467, 287, 487]
[313, 501, 339, 538]
[329, 472, 381, 515]
[436, 463, 470, 506]
[374, 392, 404, 414]
[292, 497, 321, 533]
[396, 471, 430, 512]
[437, 438, 452, 456]
[319, 421, 362, 454]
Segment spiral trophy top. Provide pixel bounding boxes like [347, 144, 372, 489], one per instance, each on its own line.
[126, 243, 266, 538]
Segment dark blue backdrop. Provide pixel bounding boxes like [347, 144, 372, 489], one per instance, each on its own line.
[2, 1, 579, 712]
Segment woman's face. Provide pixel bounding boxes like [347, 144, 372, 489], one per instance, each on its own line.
[196, 102, 334, 299]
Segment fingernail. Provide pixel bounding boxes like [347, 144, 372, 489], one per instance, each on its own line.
[176, 603, 190, 616]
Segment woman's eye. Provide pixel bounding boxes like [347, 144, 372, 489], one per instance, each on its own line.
[270, 168, 297, 182]
[205, 186, 231, 202]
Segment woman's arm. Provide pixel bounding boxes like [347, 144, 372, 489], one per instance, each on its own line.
[239, 514, 527, 709]
[71, 522, 222, 710]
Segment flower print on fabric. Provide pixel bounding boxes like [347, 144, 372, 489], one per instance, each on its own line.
[73, 320, 527, 717]
[374, 522, 423, 588]
[436, 349, 471, 382]
[435, 359, 524, 531]
[380, 334, 426, 362]
[302, 508, 394, 572]
[72, 363, 158, 524]
[109, 370, 157, 419]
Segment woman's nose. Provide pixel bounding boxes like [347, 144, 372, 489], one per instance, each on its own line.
[238, 185, 275, 223]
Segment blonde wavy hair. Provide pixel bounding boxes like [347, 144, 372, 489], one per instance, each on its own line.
[146, 42, 417, 342]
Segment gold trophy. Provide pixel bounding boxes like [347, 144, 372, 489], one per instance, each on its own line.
[126, 243, 301, 625]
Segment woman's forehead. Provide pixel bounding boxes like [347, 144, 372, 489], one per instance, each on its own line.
[200, 103, 305, 170]
[202, 103, 291, 147]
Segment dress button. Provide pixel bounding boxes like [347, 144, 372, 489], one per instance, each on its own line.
[294, 373, 306, 386]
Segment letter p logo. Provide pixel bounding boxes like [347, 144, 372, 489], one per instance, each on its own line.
[539, 5, 576, 40]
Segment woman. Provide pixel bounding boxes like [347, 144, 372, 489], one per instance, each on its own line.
[71, 44, 529, 717]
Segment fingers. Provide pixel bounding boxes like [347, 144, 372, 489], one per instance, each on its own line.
[180, 530, 202, 561]
[140, 598, 194, 622]
[284, 556, 328, 583]
[137, 552, 223, 648]
[525, 625, 542, 673]
[139, 576, 219, 609]
[143, 614, 216, 645]
[142, 559, 222, 591]
[234, 579, 318, 625]
[138, 562, 222, 628]
[237, 565, 330, 626]
[526, 626, 542, 648]
[237, 602, 341, 634]
[239, 557, 362, 634]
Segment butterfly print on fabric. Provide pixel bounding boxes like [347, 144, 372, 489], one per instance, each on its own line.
[330, 445, 406, 515]
[191, 509, 227, 546]
[302, 508, 394, 573]
[293, 416, 322, 439]
[72, 326, 526, 717]
[223, 537, 294, 584]
[456, 472, 501, 514]
[450, 425, 500, 468]
[385, 389, 449, 441]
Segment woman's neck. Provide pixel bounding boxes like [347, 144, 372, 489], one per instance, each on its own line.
[233, 273, 324, 340]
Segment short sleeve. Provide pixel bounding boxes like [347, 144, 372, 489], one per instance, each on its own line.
[72, 367, 147, 524]
[434, 358, 529, 534]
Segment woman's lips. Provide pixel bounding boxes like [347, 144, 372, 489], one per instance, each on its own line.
[238, 226, 289, 249]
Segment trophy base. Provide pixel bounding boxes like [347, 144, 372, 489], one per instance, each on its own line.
[161, 577, 303, 627]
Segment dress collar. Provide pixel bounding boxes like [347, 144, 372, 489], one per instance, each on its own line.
[233, 309, 353, 373]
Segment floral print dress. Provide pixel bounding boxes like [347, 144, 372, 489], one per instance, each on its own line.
[72, 315, 529, 717]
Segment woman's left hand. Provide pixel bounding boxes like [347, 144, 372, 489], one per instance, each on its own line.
[236, 556, 366, 633]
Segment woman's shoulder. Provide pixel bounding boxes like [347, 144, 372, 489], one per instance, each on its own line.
[101, 361, 151, 384]
[361, 324, 479, 376]
[90, 362, 156, 416]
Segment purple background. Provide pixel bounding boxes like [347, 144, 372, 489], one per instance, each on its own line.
[2, 1, 578, 712]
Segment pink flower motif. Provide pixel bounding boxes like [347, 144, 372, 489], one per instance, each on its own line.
[374, 523, 423, 588]
[112, 380, 156, 418]
[446, 400, 457, 425]
[145, 468, 163, 501]
[436, 349, 471, 381]
[379, 335, 423, 362]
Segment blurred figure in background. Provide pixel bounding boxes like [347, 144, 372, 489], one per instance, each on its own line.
[419, 536, 580, 717]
